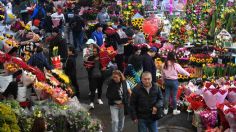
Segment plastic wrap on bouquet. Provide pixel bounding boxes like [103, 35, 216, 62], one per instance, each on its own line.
[186, 93, 206, 111]
[0, 74, 13, 92]
[200, 110, 218, 129]
[99, 45, 117, 68]
[221, 105, 236, 132]
[5, 14, 16, 24]
[227, 88, 236, 103]
[52, 87, 69, 105]
[51, 56, 62, 69]
[17, 86, 27, 102]
[217, 102, 231, 130]
[66, 96, 81, 111]
[203, 88, 228, 109]
[22, 71, 36, 87]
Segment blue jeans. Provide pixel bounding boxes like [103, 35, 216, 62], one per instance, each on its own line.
[73, 31, 84, 50]
[110, 105, 125, 132]
[164, 79, 179, 109]
[138, 119, 158, 132]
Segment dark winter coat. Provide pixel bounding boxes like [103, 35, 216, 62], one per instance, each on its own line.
[142, 53, 157, 82]
[130, 83, 163, 120]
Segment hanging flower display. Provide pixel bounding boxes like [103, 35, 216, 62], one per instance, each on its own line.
[121, 1, 143, 22]
[168, 18, 188, 47]
[185, 0, 214, 44]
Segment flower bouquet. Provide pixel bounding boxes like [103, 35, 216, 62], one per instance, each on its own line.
[51, 69, 70, 84]
[199, 109, 218, 129]
[186, 93, 206, 111]
[190, 53, 213, 67]
[224, 105, 236, 132]
[4, 62, 19, 73]
[168, 18, 188, 47]
[202, 87, 228, 110]
[51, 46, 62, 69]
[176, 47, 190, 62]
[99, 44, 117, 68]
[22, 70, 36, 87]
[10, 20, 25, 32]
[158, 43, 174, 58]
[52, 87, 69, 105]
[216, 29, 233, 48]
[217, 102, 232, 131]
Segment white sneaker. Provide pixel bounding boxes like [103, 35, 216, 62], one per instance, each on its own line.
[97, 99, 103, 105]
[89, 103, 94, 109]
[173, 109, 181, 115]
[164, 109, 168, 115]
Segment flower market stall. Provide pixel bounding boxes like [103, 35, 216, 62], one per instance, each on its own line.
[0, 2, 102, 132]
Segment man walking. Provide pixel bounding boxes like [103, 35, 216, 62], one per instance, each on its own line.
[130, 71, 163, 132]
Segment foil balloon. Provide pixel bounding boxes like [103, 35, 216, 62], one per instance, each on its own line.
[142, 16, 161, 42]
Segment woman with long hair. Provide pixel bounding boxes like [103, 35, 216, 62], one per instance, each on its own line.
[106, 70, 129, 132]
[162, 51, 190, 115]
[87, 46, 104, 108]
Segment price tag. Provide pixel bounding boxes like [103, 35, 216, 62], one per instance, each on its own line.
[218, 58, 222, 64]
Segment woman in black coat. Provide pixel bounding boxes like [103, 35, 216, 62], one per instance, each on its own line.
[106, 70, 129, 132]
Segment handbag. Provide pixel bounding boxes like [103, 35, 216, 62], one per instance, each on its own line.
[151, 107, 164, 120]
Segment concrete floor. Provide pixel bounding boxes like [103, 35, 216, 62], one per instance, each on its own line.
[76, 52, 196, 132]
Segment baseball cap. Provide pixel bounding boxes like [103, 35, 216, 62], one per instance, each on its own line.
[86, 39, 96, 45]
[149, 47, 157, 52]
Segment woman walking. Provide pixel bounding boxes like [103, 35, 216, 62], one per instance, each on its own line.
[87, 46, 104, 108]
[106, 70, 129, 132]
[162, 52, 190, 115]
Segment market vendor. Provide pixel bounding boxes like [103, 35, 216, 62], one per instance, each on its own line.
[28, 45, 53, 71]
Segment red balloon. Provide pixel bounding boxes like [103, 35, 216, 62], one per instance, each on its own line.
[142, 16, 161, 36]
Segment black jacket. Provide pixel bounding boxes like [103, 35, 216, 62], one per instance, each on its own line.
[142, 53, 157, 82]
[106, 80, 129, 115]
[65, 55, 77, 79]
[130, 83, 163, 120]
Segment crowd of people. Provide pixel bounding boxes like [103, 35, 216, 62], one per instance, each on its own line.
[0, 0, 192, 132]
